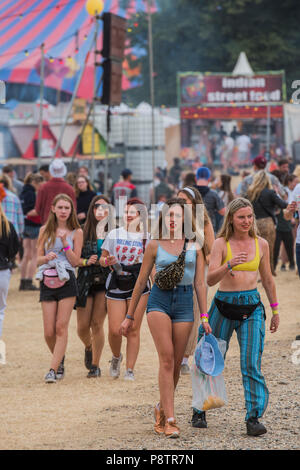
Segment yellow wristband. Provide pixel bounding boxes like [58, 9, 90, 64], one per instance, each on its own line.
[272, 309, 279, 315]
[83, 259, 88, 266]
[201, 317, 209, 323]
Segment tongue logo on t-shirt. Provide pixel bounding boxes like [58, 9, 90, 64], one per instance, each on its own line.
[122, 246, 128, 253]
[128, 255, 135, 262]
[130, 247, 136, 253]
[121, 254, 127, 262]
[116, 246, 121, 253]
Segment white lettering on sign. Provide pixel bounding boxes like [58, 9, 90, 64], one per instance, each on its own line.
[222, 77, 266, 88]
[207, 89, 281, 103]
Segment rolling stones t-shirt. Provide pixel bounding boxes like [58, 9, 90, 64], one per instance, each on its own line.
[102, 227, 149, 293]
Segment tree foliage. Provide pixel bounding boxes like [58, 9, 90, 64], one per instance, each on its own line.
[123, 0, 300, 106]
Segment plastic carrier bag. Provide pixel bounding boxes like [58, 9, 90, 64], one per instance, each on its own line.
[191, 336, 227, 412]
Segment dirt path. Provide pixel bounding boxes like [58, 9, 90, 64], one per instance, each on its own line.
[0, 270, 299, 450]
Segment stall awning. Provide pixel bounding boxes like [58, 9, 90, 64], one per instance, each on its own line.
[181, 105, 284, 120]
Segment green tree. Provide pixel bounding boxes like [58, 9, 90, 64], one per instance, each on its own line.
[123, 0, 300, 106]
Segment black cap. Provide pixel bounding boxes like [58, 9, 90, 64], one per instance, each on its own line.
[122, 168, 132, 178]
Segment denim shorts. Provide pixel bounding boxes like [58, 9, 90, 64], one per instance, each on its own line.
[40, 271, 78, 302]
[146, 283, 194, 323]
[23, 224, 41, 240]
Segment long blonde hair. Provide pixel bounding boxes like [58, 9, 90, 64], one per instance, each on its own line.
[0, 202, 10, 238]
[217, 197, 258, 241]
[247, 170, 272, 202]
[40, 194, 80, 249]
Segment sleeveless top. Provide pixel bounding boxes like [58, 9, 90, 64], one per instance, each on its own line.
[222, 237, 260, 272]
[155, 242, 197, 286]
[44, 231, 75, 273]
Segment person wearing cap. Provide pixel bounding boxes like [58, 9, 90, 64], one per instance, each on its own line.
[194, 167, 225, 234]
[192, 197, 280, 436]
[111, 169, 137, 219]
[35, 159, 76, 225]
[240, 156, 286, 199]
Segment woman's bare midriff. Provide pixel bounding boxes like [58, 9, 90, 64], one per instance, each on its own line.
[219, 270, 258, 292]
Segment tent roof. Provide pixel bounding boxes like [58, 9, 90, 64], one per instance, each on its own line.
[0, 0, 156, 99]
[232, 52, 254, 76]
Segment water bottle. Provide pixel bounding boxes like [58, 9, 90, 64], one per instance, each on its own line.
[112, 262, 123, 275]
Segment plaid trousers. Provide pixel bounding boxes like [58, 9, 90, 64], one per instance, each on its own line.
[198, 289, 269, 420]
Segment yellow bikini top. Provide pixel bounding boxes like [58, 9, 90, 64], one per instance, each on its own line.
[223, 238, 260, 272]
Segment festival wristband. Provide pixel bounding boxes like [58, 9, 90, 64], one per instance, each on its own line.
[83, 259, 88, 266]
[270, 303, 279, 308]
[200, 313, 209, 318]
[63, 245, 71, 252]
[272, 309, 279, 315]
[201, 317, 209, 323]
[227, 261, 234, 276]
[126, 314, 134, 321]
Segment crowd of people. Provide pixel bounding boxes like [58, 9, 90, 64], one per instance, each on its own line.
[0, 152, 299, 440]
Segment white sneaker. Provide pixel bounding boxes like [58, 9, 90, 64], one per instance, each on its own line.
[109, 353, 123, 379]
[44, 369, 56, 384]
[124, 369, 135, 381]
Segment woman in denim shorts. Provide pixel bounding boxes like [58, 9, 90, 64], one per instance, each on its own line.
[120, 198, 207, 438]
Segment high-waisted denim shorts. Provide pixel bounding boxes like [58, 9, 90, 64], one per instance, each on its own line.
[146, 283, 194, 323]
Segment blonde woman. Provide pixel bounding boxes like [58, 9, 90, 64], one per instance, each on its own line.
[177, 186, 215, 374]
[192, 197, 279, 436]
[37, 194, 83, 383]
[0, 191, 19, 338]
[247, 170, 287, 275]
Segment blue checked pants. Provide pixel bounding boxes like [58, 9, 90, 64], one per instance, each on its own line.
[198, 289, 269, 421]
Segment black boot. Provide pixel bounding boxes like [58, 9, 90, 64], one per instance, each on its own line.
[191, 410, 207, 428]
[24, 279, 39, 291]
[19, 279, 27, 290]
[246, 416, 267, 436]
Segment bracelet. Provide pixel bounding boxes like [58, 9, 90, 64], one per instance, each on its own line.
[104, 257, 108, 266]
[63, 245, 71, 252]
[201, 317, 209, 323]
[83, 259, 88, 266]
[126, 314, 134, 321]
[270, 302, 279, 308]
[200, 313, 209, 318]
[227, 261, 234, 276]
[272, 309, 279, 315]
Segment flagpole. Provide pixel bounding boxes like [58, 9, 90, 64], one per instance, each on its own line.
[38, 43, 45, 168]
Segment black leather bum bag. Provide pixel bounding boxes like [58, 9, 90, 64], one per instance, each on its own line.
[214, 297, 265, 321]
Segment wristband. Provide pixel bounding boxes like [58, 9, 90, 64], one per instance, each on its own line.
[83, 259, 88, 266]
[201, 317, 209, 323]
[272, 309, 279, 315]
[270, 302, 279, 308]
[63, 245, 71, 252]
[105, 257, 108, 266]
[126, 314, 134, 321]
[227, 261, 234, 276]
[200, 313, 209, 318]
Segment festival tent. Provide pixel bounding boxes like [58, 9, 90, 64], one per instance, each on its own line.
[0, 0, 156, 100]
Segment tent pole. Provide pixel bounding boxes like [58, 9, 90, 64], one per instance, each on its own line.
[91, 16, 100, 185]
[38, 43, 45, 168]
[147, 0, 156, 205]
[51, 32, 95, 162]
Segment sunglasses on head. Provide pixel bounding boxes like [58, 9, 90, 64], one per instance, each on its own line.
[94, 203, 107, 210]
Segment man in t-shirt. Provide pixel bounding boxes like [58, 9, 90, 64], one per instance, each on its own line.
[221, 133, 235, 172]
[236, 133, 251, 168]
[111, 169, 137, 218]
[35, 159, 76, 225]
[194, 167, 225, 233]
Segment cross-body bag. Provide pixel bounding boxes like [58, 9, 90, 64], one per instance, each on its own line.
[154, 239, 188, 290]
[214, 297, 265, 321]
[43, 268, 66, 289]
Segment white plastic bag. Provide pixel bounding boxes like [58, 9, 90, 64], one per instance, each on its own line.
[191, 336, 227, 411]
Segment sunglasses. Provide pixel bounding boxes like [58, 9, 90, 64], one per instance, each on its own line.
[94, 203, 107, 210]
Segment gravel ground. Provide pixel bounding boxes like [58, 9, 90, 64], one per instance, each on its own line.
[0, 270, 299, 450]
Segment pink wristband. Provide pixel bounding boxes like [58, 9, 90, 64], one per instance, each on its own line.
[270, 303, 278, 308]
[63, 245, 71, 252]
[200, 313, 209, 318]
